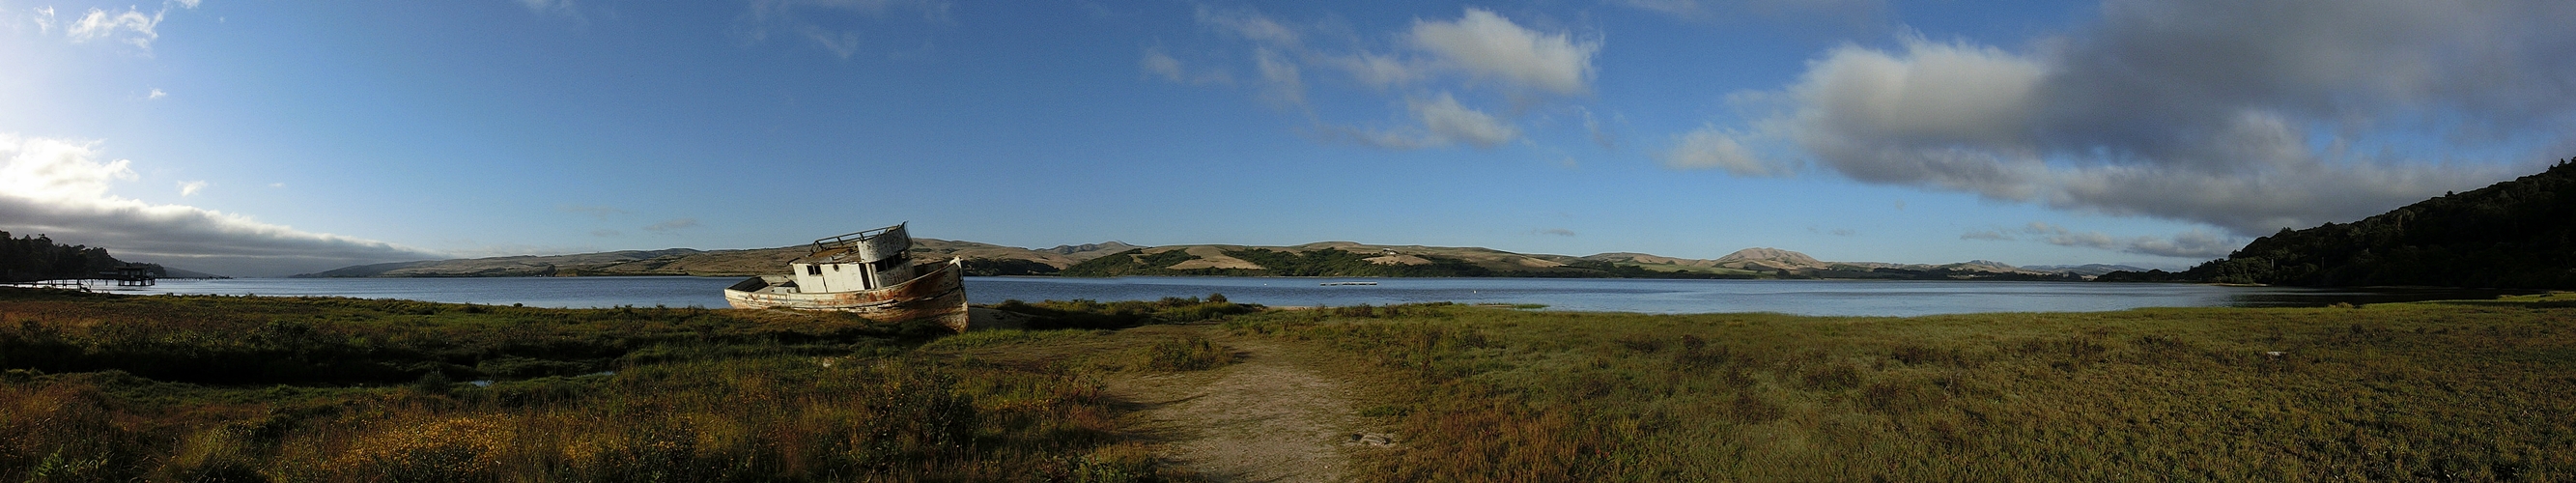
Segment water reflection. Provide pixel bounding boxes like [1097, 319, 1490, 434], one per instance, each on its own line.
[2216, 286, 2534, 308]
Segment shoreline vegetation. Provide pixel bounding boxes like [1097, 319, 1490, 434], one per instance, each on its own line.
[6, 287, 2572, 480]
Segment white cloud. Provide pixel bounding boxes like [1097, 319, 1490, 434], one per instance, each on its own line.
[1959, 229, 2012, 241]
[1682, 0, 2576, 236]
[2124, 230, 2234, 259]
[1142, 48, 1185, 81]
[1254, 47, 1304, 106]
[32, 6, 59, 35]
[516, 0, 580, 18]
[0, 133, 441, 276]
[736, 0, 949, 58]
[176, 180, 205, 196]
[1610, 0, 1887, 24]
[1195, 5, 1298, 45]
[1582, 108, 1618, 150]
[1156, 7, 1597, 154]
[642, 218, 699, 233]
[1536, 228, 1576, 237]
[37, 0, 201, 52]
[66, 7, 161, 49]
[1326, 52, 1424, 89]
[1322, 93, 1523, 150]
[1140, 47, 1233, 85]
[146, 88, 167, 99]
[1320, 125, 1433, 151]
[1409, 93, 1517, 149]
[1661, 126, 1787, 176]
[1408, 8, 1599, 95]
[801, 25, 862, 59]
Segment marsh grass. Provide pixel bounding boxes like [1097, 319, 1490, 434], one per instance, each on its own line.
[990, 296, 1257, 329]
[0, 288, 1192, 482]
[1226, 298, 2576, 481]
[1120, 336, 1236, 372]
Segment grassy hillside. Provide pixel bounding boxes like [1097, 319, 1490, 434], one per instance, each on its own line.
[301, 238, 2119, 281]
[1059, 243, 2097, 280]
[1056, 245, 1712, 278]
[294, 239, 1101, 278]
[2107, 158, 2576, 288]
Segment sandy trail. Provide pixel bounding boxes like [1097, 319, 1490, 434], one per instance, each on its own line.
[1106, 328, 1378, 482]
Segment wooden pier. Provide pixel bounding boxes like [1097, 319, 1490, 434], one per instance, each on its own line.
[1, 265, 156, 292]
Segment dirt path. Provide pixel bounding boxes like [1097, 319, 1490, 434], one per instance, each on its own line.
[1105, 327, 1384, 482]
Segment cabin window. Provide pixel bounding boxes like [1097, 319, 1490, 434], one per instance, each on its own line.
[805, 265, 820, 275]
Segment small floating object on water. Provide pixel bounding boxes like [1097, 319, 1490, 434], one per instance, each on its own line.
[1320, 281, 1378, 286]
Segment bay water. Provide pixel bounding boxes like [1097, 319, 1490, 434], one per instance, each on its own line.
[111, 276, 2515, 317]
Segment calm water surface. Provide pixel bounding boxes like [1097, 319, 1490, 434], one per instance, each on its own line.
[116, 276, 2519, 317]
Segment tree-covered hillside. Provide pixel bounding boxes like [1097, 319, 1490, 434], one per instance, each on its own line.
[0, 232, 160, 282]
[2103, 158, 2576, 288]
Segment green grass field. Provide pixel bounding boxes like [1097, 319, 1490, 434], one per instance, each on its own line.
[0, 289, 1235, 482]
[1226, 298, 2576, 481]
[5, 288, 2571, 481]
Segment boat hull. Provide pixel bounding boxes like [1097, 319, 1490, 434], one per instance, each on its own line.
[722, 258, 970, 332]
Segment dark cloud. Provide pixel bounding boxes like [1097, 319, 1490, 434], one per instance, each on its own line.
[2023, 222, 2235, 259]
[1680, 0, 2573, 236]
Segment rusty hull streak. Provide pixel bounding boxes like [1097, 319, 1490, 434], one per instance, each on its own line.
[722, 257, 971, 332]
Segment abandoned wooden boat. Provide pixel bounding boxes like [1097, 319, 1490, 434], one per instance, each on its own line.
[722, 223, 970, 332]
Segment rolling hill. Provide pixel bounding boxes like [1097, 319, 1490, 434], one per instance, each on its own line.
[300, 240, 2112, 281]
[293, 239, 1114, 278]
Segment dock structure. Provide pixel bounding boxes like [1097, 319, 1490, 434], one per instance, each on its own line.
[111, 264, 156, 287]
[2, 265, 159, 291]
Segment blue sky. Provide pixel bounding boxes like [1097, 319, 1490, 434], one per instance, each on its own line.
[3, 0, 2569, 276]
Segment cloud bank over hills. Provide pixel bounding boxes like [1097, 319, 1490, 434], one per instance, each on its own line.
[0, 134, 442, 277]
[1666, 0, 2575, 238]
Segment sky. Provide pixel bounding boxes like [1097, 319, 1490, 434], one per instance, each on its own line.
[2, 0, 2571, 277]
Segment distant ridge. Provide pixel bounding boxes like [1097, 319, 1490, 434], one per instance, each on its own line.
[2024, 264, 2154, 276]
[298, 240, 2110, 281]
[1713, 247, 1828, 270]
[1042, 242, 1142, 260]
[291, 240, 1093, 278]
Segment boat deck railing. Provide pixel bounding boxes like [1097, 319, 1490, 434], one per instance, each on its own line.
[809, 223, 907, 254]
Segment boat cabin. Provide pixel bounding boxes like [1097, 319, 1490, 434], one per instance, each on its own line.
[784, 224, 918, 294]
